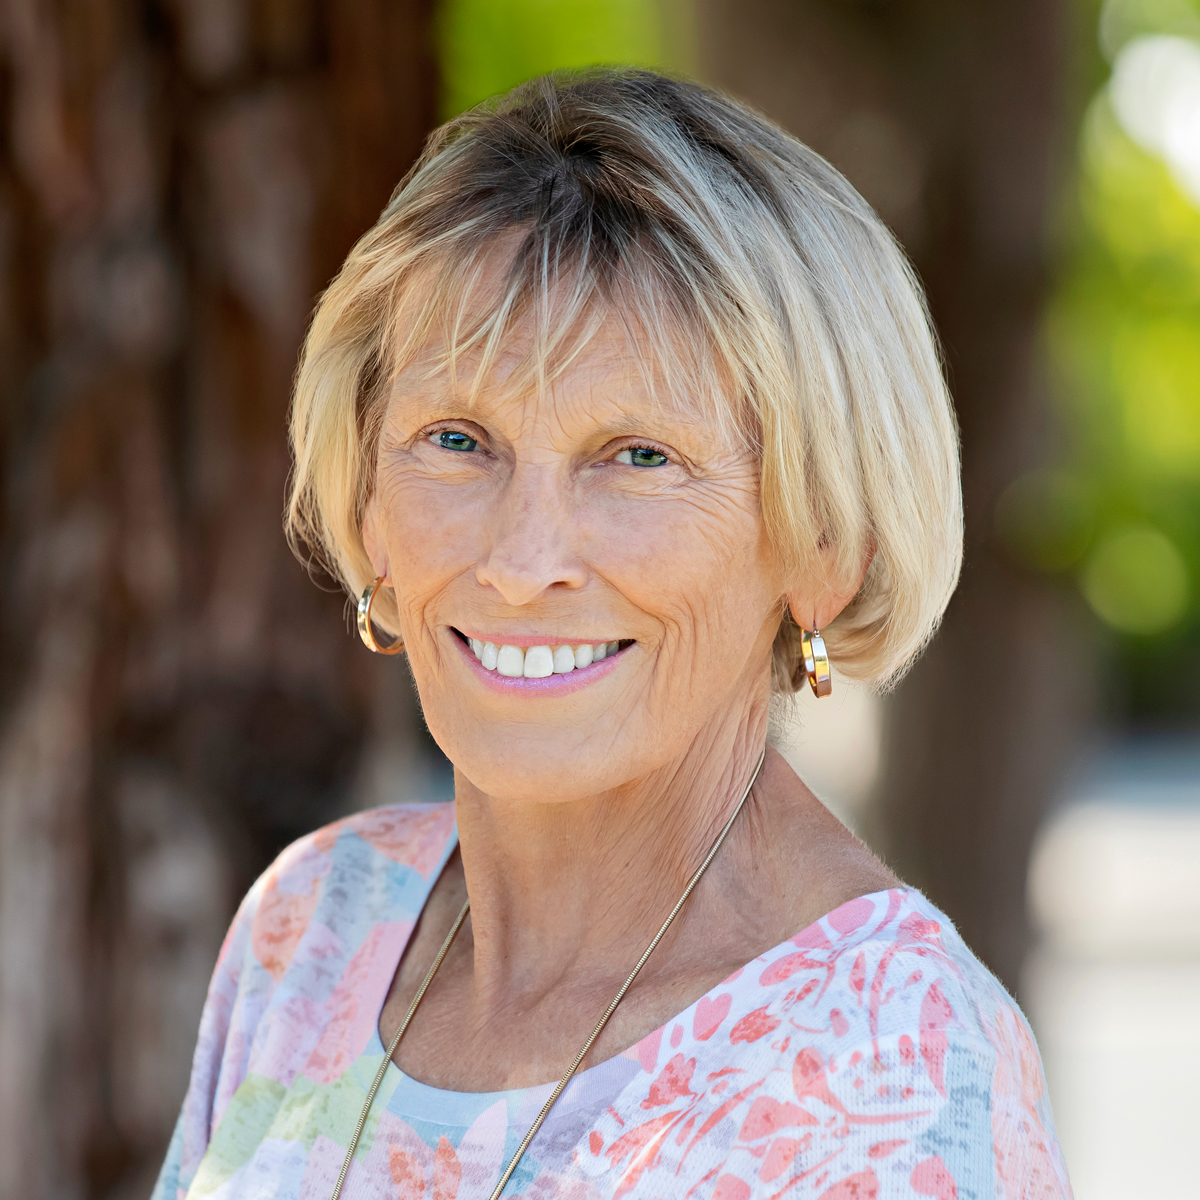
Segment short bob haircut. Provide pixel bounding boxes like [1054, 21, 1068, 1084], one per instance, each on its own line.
[287, 70, 962, 690]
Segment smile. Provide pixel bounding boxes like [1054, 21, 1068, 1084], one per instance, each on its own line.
[452, 630, 633, 687]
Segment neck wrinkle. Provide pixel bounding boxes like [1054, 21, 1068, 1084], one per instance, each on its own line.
[451, 692, 771, 1011]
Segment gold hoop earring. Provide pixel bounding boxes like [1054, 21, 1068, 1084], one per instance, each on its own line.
[800, 628, 832, 697]
[357, 577, 404, 655]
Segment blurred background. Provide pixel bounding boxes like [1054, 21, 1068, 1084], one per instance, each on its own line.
[0, 0, 1196, 1197]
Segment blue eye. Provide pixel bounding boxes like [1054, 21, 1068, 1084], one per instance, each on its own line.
[616, 446, 668, 467]
[433, 430, 478, 452]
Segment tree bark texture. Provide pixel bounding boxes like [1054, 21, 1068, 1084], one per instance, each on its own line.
[698, 0, 1094, 992]
[0, 2, 438, 1196]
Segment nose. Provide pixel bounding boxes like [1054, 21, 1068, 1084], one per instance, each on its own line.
[475, 464, 587, 605]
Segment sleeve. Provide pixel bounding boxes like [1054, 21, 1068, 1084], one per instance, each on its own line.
[986, 1001, 1075, 1199]
[733, 1029, 1011, 1199]
[721, 1025, 1070, 1200]
[150, 1110, 186, 1200]
[150, 876, 266, 1200]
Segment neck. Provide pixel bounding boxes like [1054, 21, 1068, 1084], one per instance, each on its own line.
[451, 691, 770, 1007]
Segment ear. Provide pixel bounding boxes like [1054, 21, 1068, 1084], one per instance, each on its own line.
[785, 542, 875, 631]
[361, 495, 391, 586]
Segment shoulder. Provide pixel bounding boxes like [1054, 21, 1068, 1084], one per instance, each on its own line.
[162, 802, 457, 1197]
[681, 888, 1016, 1063]
[243, 800, 458, 982]
[259, 800, 458, 897]
[589, 889, 1072, 1198]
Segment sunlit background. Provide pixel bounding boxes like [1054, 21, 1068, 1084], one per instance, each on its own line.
[0, 0, 1196, 1197]
[440, 2, 1200, 1195]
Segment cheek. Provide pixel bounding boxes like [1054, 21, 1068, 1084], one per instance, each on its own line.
[590, 488, 777, 649]
[382, 476, 486, 593]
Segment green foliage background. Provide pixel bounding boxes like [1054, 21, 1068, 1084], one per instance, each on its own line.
[433, 0, 1200, 721]
[436, 0, 688, 118]
[1000, 0, 1200, 719]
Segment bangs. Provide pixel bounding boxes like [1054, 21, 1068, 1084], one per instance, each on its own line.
[375, 229, 756, 454]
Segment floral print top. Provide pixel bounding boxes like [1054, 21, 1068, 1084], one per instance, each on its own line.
[153, 802, 1073, 1200]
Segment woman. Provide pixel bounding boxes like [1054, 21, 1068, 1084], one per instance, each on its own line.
[155, 72, 1072, 1199]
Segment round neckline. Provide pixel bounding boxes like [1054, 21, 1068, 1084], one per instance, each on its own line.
[369, 1024, 644, 1120]
[371, 819, 910, 1107]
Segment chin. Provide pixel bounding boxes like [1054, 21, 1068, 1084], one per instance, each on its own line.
[458, 744, 620, 804]
[430, 723, 645, 805]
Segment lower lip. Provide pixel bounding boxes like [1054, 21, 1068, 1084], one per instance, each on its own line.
[455, 636, 628, 694]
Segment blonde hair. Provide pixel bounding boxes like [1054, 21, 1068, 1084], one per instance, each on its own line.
[287, 70, 962, 689]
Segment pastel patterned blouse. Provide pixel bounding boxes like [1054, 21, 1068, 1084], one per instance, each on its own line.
[153, 802, 1073, 1200]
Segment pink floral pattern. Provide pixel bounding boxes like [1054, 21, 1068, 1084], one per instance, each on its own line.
[154, 803, 1072, 1200]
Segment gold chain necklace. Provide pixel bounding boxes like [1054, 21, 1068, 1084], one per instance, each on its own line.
[329, 750, 765, 1200]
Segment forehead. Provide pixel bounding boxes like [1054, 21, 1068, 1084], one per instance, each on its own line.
[388, 310, 737, 445]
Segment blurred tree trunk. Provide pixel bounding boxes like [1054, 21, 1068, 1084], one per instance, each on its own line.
[699, 0, 1093, 991]
[0, 2, 438, 1196]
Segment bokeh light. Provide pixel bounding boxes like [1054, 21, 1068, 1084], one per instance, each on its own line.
[1082, 522, 1190, 632]
[1110, 34, 1200, 204]
[995, 468, 1097, 572]
[1041, 0, 1200, 694]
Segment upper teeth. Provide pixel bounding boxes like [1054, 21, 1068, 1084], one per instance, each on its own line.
[468, 638, 621, 677]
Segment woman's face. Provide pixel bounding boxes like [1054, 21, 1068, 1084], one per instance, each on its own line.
[364, 321, 788, 802]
